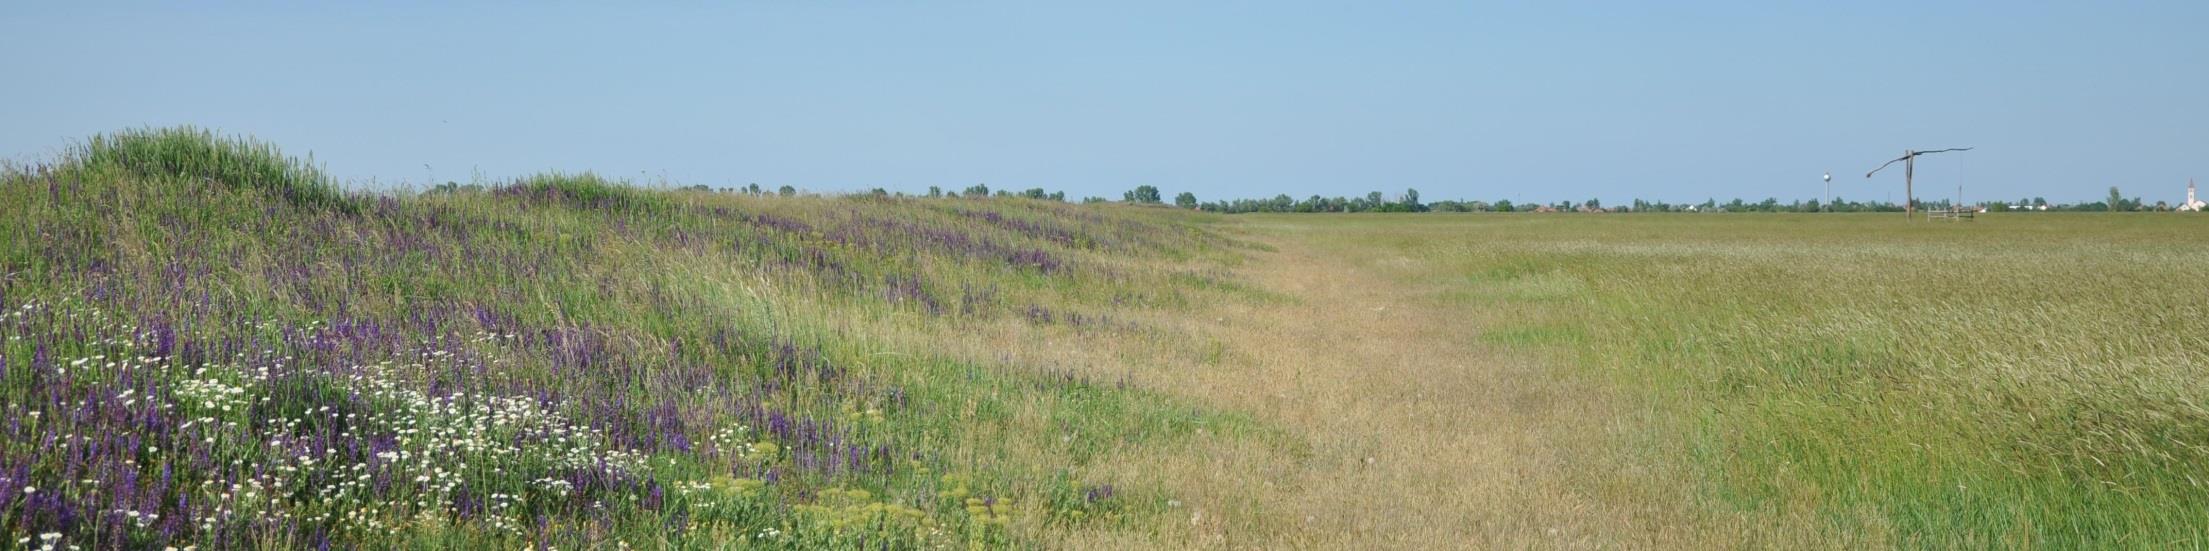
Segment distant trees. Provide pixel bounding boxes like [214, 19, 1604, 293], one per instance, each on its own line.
[1174, 191, 1198, 209]
[423, 181, 485, 195]
[1301, 195, 1325, 213]
[674, 181, 1080, 202]
[1181, 192, 1962, 214]
[712, 181, 2142, 214]
[1428, 200, 1485, 212]
[1125, 185, 1162, 204]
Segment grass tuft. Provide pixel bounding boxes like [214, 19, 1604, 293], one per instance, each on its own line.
[67, 126, 360, 213]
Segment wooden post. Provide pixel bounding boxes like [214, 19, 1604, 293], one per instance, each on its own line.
[1866, 147, 1968, 222]
[1904, 149, 1915, 221]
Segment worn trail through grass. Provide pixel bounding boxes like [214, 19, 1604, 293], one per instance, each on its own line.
[1190, 213, 2209, 549]
[1135, 218, 1689, 549]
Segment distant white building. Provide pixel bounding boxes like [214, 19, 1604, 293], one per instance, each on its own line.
[2182, 179, 2206, 212]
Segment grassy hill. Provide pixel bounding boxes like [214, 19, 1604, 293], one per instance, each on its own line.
[0, 127, 1274, 548]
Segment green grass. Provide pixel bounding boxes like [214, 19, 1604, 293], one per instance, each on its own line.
[10, 128, 2205, 548]
[68, 126, 362, 213]
[0, 129, 1272, 549]
[1299, 212, 2209, 547]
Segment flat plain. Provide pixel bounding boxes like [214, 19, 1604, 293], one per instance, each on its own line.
[1210, 213, 2209, 548]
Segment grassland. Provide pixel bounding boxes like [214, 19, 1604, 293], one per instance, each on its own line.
[1227, 213, 2209, 548]
[4, 128, 2206, 549]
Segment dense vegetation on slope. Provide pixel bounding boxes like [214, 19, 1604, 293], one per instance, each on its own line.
[0, 128, 1266, 549]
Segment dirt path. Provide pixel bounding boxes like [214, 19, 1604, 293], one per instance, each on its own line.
[1110, 219, 1675, 549]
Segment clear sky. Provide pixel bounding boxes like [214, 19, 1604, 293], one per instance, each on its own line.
[5, 2, 2204, 205]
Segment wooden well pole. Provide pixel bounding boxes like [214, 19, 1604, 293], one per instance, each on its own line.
[1866, 147, 1968, 222]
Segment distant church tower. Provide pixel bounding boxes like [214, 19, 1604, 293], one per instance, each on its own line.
[2183, 179, 2207, 212]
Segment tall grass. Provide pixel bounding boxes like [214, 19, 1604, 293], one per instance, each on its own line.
[0, 129, 1267, 549]
[67, 126, 360, 213]
[17, 128, 2197, 548]
[1285, 213, 2209, 547]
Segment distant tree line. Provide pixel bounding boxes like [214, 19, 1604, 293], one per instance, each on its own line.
[1186, 188, 1918, 213]
[1192, 186, 2178, 214]
[647, 182, 1129, 206]
[424, 180, 2186, 213]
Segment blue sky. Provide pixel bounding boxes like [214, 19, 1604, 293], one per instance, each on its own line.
[4, 2, 2204, 204]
